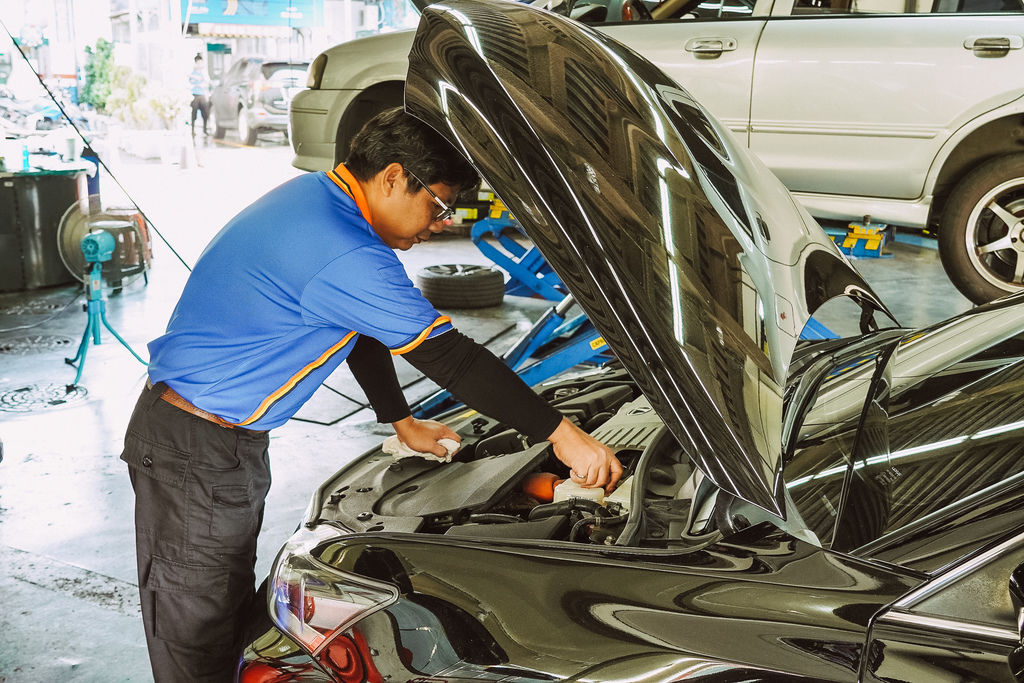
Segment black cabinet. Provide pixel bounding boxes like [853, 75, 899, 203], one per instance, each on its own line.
[0, 171, 81, 291]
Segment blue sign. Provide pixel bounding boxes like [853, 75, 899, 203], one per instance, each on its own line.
[182, 0, 324, 28]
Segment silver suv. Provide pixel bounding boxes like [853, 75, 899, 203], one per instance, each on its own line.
[289, 0, 1024, 303]
[211, 58, 308, 145]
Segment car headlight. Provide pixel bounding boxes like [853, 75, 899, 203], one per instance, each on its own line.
[306, 54, 328, 90]
[268, 525, 399, 655]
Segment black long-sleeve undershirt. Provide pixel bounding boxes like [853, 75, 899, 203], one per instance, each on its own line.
[346, 331, 563, 442]
[346, 334, 411, 424]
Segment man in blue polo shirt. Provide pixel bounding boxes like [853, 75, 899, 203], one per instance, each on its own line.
[121, 108, 623, 681]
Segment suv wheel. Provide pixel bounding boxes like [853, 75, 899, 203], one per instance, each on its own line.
[212, 108, 226, 139]
[238, 105, 258, 146]
[939, 154, 1024, 304]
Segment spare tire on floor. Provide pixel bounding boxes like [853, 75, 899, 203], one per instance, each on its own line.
[415, 264, 505, 309]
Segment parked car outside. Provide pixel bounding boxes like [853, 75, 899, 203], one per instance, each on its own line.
[289, 0, 1024, 305]
[241, 1, 1024, 680]
[211, 57, 308, 145]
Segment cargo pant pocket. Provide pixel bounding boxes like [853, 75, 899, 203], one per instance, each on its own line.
[147, 555, 233, 648]
[122, 433, 189, 489]
[210, 484, 255, 538]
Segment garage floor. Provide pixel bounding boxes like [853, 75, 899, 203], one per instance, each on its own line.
[0, 140, 973, 681]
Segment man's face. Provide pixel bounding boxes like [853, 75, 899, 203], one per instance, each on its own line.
[375, 175, 459, 251]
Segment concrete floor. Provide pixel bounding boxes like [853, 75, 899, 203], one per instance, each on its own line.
[0, 135, 973, 681]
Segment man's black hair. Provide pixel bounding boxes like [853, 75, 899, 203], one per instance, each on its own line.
[346, 107, 479, 195]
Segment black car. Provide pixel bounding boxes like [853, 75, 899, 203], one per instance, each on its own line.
[211, 57, 308, 145]
[240, 1, 1024, 680]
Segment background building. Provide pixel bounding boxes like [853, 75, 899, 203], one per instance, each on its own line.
[0, 0, 417, 110]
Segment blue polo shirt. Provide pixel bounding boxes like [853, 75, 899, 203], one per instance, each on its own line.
[147, 164, 453, 430]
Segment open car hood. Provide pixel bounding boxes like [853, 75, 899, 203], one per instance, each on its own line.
[405, 0, 893, 515]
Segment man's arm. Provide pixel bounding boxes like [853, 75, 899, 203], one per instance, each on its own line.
[347, 329, 622, 490]
[403, 330, 623, 490]
[346, 333, 410, 424]
[347, 334, 459, 457]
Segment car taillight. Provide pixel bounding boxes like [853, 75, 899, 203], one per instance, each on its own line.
[320, 633, 366, 681]
[268, 529, 399, 655]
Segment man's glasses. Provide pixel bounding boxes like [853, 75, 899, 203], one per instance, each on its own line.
[406, 170, 455, 224]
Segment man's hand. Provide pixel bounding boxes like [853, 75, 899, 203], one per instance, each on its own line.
[391, 416, 461, 457]
[547, 417, 623, 492]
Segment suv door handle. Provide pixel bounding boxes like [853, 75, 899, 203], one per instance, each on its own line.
[685, 37, 738, 59]
[964, 35, 1024, 58]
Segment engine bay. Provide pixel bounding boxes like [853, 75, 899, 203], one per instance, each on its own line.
[315, 364, 727, 548]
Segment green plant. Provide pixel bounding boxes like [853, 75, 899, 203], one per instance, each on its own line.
[147, 86, 188, 130]
[80, 38, 114, 111]
[105, 65, 150, 127]
[82, 44, 186, 130]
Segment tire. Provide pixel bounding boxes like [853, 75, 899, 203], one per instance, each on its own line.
[205, 108, 217, 137]
[238, 105, 258, 146]
[212, 107, 226, 139]
[939, 154, 1024, 304]
[415, 264, 505, 309]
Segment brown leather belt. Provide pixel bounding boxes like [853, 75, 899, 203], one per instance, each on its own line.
[147, 379, 238, 430]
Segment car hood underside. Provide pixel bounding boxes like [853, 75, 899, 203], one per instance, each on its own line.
[403, 0, 892, 514]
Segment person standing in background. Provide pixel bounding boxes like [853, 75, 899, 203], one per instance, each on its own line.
[189, 54, 211, 137]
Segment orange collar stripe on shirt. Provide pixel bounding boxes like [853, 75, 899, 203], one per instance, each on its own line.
[327, 164, 373, 225]
[235, 330, 358, 426]
[391, 316, 452, 355]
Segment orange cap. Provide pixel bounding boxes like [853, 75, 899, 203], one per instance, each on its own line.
[522, 472, 563, 502]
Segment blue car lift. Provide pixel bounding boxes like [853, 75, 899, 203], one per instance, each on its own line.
[411, 293, 610, 418]
[470, 206, 567, 301]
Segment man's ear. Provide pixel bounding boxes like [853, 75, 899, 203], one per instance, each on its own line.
[379, 162, 406, 198]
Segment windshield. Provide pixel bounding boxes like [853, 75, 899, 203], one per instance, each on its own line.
[785, 301, 1024, 560]
[262, 64, 308, 83]
[543, 0, 756, 21]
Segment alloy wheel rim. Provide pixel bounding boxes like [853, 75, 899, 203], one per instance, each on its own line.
[427, 264, 491, 277]
[967, 176, 1024, 293]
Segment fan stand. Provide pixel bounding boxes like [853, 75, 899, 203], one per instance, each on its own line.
[65, 259, 148, 390]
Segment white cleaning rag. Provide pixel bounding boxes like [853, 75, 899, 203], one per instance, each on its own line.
[382, 435, 460, 463]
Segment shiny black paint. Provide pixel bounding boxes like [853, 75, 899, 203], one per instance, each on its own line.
[304, 526, 920, 680]
[865, 620, 1017, 682]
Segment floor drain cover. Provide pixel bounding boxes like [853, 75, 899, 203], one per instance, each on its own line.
[0, 301, 67, 316]
[0, 335, 76, 355]
[0, 384, 89, 412]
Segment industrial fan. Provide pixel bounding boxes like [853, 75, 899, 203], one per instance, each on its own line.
[56, 197, 150, 387]
[56, 198, 151, 291]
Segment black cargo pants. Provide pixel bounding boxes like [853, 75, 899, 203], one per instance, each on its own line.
[121, 382, 271, 682]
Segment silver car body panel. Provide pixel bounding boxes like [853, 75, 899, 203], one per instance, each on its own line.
[749, 15, 1024, 199]
[289, 30, 415, 171]
[290, 3, 1024, 231]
